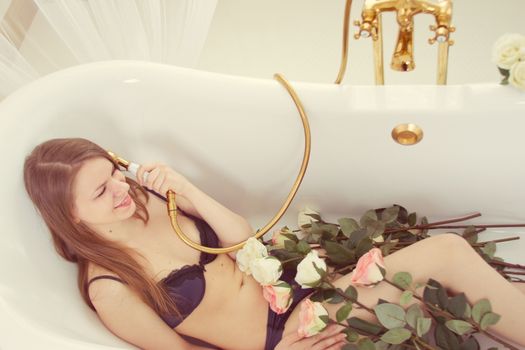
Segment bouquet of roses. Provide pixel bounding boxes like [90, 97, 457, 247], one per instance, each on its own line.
[236, 205, 525, 350]
[492, 33, 525, 91]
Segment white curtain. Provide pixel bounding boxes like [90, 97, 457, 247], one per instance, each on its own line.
[0, 0, 217, 100]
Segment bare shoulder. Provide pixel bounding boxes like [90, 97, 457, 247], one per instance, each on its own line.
[86, 263, 191, 350]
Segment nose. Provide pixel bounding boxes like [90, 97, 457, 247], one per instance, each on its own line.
[108, 173, 130, 197]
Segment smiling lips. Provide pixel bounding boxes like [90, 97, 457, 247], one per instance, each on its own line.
[115, 194, 132, 209]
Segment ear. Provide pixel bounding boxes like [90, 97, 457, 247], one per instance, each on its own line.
[71, 205, 81, 224]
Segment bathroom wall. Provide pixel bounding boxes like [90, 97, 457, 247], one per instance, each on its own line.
[197, 0, 525, 85]
[4, 0, 525, 85]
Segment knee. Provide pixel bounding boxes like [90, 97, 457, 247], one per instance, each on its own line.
[430, 232, 475, 261]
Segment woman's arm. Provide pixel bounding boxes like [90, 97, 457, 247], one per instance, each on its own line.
[137, 163, 254, 259]
[88, 279, 212, 350]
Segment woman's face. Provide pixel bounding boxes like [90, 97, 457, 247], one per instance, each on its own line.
[72, 157, 136, 229]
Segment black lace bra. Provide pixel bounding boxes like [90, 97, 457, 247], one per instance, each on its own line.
[87, 209, 220, 329]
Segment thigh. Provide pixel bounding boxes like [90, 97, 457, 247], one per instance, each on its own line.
[282, 233, 457, 339]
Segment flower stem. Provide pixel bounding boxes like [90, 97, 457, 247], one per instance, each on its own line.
[490, 260, 525, 269]
[472, 236, 521, 246]
[280, 256, 304, 264]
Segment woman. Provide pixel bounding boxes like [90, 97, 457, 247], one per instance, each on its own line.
[24, 138, 525, 350]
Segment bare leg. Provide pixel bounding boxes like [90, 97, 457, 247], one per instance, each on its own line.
[512, 281, 525, 294]
[322, 233, 525, 347]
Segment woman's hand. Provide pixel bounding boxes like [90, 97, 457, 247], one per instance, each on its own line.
[136, 162, 191, 196]
[274, 324, 348, 350]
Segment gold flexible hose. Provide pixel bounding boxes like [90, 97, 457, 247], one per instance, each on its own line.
[166, 73, 312, 253]
[335, 0, 353, 84]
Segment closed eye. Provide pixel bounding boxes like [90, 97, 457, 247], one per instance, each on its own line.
[96, 167, 118, 198]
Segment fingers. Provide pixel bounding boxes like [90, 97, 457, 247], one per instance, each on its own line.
[311, 333, 347, 350]
[136, 163, 162, 186]
[322, 340, 347, 350]
[145, 167, 160, 189]
[308, 324, 347, 350]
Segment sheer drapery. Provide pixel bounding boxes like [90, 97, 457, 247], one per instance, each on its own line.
[0, 0, 217, 100]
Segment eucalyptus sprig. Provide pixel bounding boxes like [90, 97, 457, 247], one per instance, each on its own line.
[263, 205, 525, 350]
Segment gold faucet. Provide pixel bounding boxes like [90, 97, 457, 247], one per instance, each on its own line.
[353, 0, 455, 84]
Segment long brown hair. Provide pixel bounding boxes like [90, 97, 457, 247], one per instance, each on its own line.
[23, 138, 180, 320]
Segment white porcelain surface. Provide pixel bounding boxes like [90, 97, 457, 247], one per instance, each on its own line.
[1, 61, 524, 349]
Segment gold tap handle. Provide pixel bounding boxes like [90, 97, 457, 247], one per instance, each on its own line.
[165, 73, 311, 254]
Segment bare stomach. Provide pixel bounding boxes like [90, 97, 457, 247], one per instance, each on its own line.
[176, 254, 270, 350]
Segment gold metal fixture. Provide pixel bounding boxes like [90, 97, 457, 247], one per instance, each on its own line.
[108, 73, 312, 254]
[335, 0, 353, 84]
[391, 123, 424, 145]
[348, 0, 454, 85]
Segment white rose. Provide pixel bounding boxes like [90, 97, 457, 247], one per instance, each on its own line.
[492, 33, 525, 69]
[251, 256, 283, 286]
[510, 61, 525, 91]
[236, 237, 268, 275]
[298, 206, 320, 228]
[295, 250, 327, 288]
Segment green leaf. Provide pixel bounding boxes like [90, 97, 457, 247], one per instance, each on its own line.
[284, 239, 297, 252]
[381, 206, 400, 224]
[380, 327, 412, 345]
[324, 241, 355, 265]
[374, 303, 406, 329]
[348, 228, 368, 248]
[472, 299, 491, 323]
[336, 302, 353, 322]
[406, 304, 424, 329]
[447, 293, 468, 318]
[400, 291, 413, 306]
[459, 336, 480, 350]
[319, 315, 330, 325]
[355, 238, 374, 258]
[312, 261, 327, 279]
[416, 317, 432, 337]
[344, 285, 358, 301]
[374, 341, 389, 350]
[481, 242, 496, 259]
[347, 317, 383, 336]
[366, 220, 386, 238]
[339, 217, 360, 237]
[344, 328, 359, 343]
[296, 240, 311, 254]
[357, 338, 375, 350]
[445, 320, 474, 335]
[342, 345, 358, 350]
[327, 292, 345, 304]
[423, 278, 448, 309]
[464, 303, 472, 319]
[498, 66, 510, 78]
[435, 323, 461, 350]
[360, 209, 378, 227]
[479, 312, 501, 330]
[393, 272, 413, 289]
[281, 231, 299, 242]
[408, 212, 417, 226]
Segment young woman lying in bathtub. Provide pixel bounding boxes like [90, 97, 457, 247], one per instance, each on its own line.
[24, 138, 525, 350]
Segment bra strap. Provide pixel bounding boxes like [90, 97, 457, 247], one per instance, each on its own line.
[87, 275, 125, 287]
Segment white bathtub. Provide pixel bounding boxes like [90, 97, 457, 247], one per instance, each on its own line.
[1, 61, 524, 349]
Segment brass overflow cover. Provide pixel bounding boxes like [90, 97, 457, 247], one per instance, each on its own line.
[391, 123, 423, 145]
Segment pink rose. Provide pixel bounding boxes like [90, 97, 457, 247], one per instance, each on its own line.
[297, 299, 329, 338]
[350, 247, 386, 288]
[262, 281, 293, 314]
